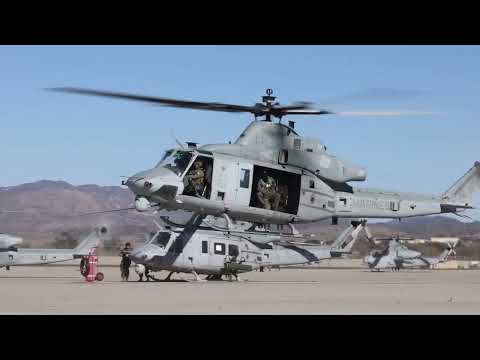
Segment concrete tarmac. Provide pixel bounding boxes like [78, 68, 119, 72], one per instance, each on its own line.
[1, 264, 480, 314]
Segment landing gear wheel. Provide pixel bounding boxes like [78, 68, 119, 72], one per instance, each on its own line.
[95, 272, 104, 281]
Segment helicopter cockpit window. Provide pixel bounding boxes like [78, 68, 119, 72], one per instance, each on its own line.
[371, 250, 380, 257]
[156, 150, 193, 177]
[293, 138, 301, 150]
[151, 232, 171, 248]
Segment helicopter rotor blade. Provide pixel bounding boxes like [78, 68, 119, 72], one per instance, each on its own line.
[49, 87, 257, 113]
[72, 207, 136, 217]
[48, 87, 434, 119]
[48, 87, 324, 118]
[279, 108, 335, 115]
[334, 110, 436, 117]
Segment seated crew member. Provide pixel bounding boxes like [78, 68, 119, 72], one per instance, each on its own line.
[256, 171, 281, 211]
[184, 160, 206, 197]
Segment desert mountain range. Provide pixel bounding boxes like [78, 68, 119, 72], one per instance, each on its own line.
[1, 180, 479, 246]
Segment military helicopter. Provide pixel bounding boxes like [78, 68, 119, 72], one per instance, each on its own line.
[51, 87, 480, 229]
[0, 227, 108, 270]
[362, 233, 457, 271]
[129, 217, 367, 282]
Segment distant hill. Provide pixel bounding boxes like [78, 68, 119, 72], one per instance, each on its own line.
[1, 180, 479, 246]
[0, 180, 189, 245]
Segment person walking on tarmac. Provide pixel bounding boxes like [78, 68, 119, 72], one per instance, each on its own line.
[119, 242, 133, 281]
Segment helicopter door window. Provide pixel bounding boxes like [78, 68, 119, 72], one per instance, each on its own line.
[228, 244, 239, 257]
[174, 238, 184, 253]
[293, 138, 301, 150]
[240, 169, 250, 188]
[202, 241, 208, 254]
[214, 243, 226, 255]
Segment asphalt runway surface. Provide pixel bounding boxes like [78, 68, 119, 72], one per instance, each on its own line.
[1, 264, 480, 314]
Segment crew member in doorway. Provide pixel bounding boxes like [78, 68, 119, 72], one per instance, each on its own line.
[277, 184, 289, 212]
[185, 160, 206, 197]
[257, 171, 281, 211]
[119, 242, 133, 282]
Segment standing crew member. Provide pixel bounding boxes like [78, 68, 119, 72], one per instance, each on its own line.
[119, 242, 133, 281]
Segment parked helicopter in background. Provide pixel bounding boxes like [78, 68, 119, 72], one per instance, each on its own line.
[363, 234, 457, 271]
[0, 227, 109, 270]
[51, 87, 480, 228]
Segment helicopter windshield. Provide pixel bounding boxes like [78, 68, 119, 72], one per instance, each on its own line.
[149, 232, 172, 248]
[156, 150, 193, 177]
[371, 250, 381, 257]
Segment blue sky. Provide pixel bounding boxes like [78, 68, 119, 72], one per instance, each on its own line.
[1, 45, 479, 201]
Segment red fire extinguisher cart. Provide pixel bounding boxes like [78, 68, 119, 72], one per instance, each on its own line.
[80, 247, 104, 282]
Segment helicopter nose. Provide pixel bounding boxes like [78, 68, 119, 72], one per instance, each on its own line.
[124, 173, 161, 197]
[124, 175, 146, 193]
[125, 168, 183, 196]
[130, 249, 149, 263]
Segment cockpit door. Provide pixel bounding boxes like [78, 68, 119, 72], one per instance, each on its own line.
[235, 163, 253, 204]
[211, 158, 237, 203]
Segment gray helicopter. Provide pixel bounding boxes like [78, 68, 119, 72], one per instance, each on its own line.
[363, 235, 456, 271]
[51, 88, 480, 228]
[129, 217, 367, 282]
[0, 227, 109, 270]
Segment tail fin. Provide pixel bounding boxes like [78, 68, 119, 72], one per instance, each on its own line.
[331, 220, 365, 253]
[442, 161, 480, 206]
[73, 226, 109, 256]
[437, 249, 450, 263]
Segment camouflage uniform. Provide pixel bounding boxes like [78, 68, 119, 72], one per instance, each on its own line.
[119, 244, 132, 281]
[185, 162, 206, 197]
[277, 184, 289, 212]
[257, 175, 281, 210]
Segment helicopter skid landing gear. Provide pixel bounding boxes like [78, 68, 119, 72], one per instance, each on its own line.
[164, 271, 174, 281]
[205, 274, 223, 281]
[191, 270, 206, 282]
[227, 274, 243, 282]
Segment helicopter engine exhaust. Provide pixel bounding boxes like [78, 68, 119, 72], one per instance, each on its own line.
[135, 196, 151, 212]
[343, 164, 367, 182]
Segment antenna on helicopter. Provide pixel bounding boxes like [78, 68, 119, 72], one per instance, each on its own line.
[262, 88, 276, 122]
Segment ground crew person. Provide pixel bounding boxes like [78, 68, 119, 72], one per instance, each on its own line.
[256, 171, 281, 210]
[119, 242, 133, 281]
